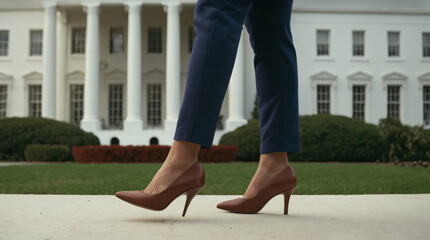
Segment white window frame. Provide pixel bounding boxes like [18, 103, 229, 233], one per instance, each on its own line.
[147, 26, 162, 54]
[23, 71, 43, 117]
[352, 30, 365, 57]
[0, 84, 7, 118]
[107, 83, 124, 129]
[422, 32, 430, 59]
[103, 69, 127, 130]
[310, 70, 338, 114]
[386, 85, 401, 120]
[146, 82, 163, 127]
[316, 84, 331, 114]
[109, 26, 125, 54]
[347, 71, 372, 122]
[29, 29, 43, 57]
[351, 85, 366, 120]
[386, 31, 403, 62]
[316, 29, 330, 57]
[69, 84, 84, 126]
[0, 29, 11, 60]
[28, 84, 42, 117]
[65, 71, 85, 124]
[382, 71, 407, 123]
[142, 77, 165, 129]
[423, 85, 430, 127]
[70, 26, 86, 56]
[0, 72, 12, 117]
[418, 71, 430, 129]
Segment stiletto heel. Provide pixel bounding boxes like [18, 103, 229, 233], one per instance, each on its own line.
[217, 164, 297, 214]
[282, 188, 295, 215]
[182, 186, 204, 217]
[116, 161, 205, 217]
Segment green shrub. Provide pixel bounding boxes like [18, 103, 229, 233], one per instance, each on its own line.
[290, 114, 385, 162]
[24, 144, 70, 162]
[219, 118, 260, 161]
[220, 114, 385, 162]
[378, 117, 430, 162]
[0, 117, 100, 161]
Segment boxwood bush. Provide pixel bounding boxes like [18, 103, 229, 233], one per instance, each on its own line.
[378, 117, 430, 162]
[219, 118, 260, 161]
[292, 114, 385, 162]
[0, 117, 100, 161]
[24, 144, 70, 162]
[220, 114, 385, 162]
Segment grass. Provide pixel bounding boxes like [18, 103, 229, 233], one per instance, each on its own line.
[0, 162, 429, 195]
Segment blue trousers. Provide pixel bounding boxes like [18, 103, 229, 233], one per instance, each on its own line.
[173, 0, 301, 154]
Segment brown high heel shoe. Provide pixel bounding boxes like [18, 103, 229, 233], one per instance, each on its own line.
[217, 164, 297, 214]
[116, 161, 205, 217]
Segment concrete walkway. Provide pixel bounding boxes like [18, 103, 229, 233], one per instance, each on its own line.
[0, 194, 429, 240]
[0, 161, 48, 167]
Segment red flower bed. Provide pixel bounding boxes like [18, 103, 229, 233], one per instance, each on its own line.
[72, 144, 238, 163]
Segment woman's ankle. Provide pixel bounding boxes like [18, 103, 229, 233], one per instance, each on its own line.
[165, 140, 200, 167]
[259, 152, 289, 170]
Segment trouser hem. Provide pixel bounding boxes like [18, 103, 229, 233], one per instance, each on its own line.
[260, 144, 301, 154]
[173, 134, 212, 149]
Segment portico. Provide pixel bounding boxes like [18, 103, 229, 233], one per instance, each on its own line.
[40, 0, 248, 145]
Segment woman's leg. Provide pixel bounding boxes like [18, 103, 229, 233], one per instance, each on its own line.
[242, 0, 300, 198]
[144, 0, 252, 194]
[173, 0, 252, 147]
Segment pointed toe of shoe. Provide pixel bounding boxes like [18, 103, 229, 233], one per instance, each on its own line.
[217, 198, 241, 211]
[115, 190, 141, 204]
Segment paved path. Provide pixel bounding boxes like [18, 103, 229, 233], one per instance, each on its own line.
[0, 162, 48, 167]
[0, 194, 429, 240]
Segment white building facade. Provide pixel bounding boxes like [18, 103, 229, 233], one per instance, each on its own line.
[0, 0, 429, 146]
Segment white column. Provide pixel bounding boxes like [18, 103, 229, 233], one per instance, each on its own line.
[226, 29, 247, 131]
[42, 1, 57, 118]
[56, 10, 67, 121]
[163, 1, 182, 131]
[80, 1, 101, 131]
[123, 1, 143, 132]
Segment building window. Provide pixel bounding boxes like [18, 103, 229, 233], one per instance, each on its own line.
[29, 30, 43, 56]
[147, 84, 162, 126]
[72, 27, 85, 54]
[29, 85, 42, 117]
[387, 85, 400, 120]
[352, 31, 364, 56]
[388, 31, 400, 57]
[352, 85, 365, 120]
[109, 27, 124, 54]
[109, 84, 123, 128]
[423, 86, 430, 126]
[148, 27, 162, 53]
[70, 84, 84, 126]
[316, 30, 329, 56]
[188, 27, 195, 53]
[317, 85, 330, 114]
[0, 30, 9, 56]
[0, 85, 7, 118]
[423, 32, 430, 58]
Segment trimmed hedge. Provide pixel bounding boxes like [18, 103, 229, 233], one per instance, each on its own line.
[72, 145, 238, 163]
[0, 117, 100, 161]
[219, 119, 260, 161]
[24, 144, 70, 162]
[219, 114, 385, 162]
[291, 114, 385, 162]
[378, 117, 430, 162]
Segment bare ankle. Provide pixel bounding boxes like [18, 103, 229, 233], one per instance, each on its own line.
[259, 152, 289, 170]
[166, 140, 201, 167]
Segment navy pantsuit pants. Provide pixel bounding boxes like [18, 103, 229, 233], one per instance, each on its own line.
[173, 0, 301, 154]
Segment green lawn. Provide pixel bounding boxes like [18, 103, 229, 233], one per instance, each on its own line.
[0, 162, 429, 195]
